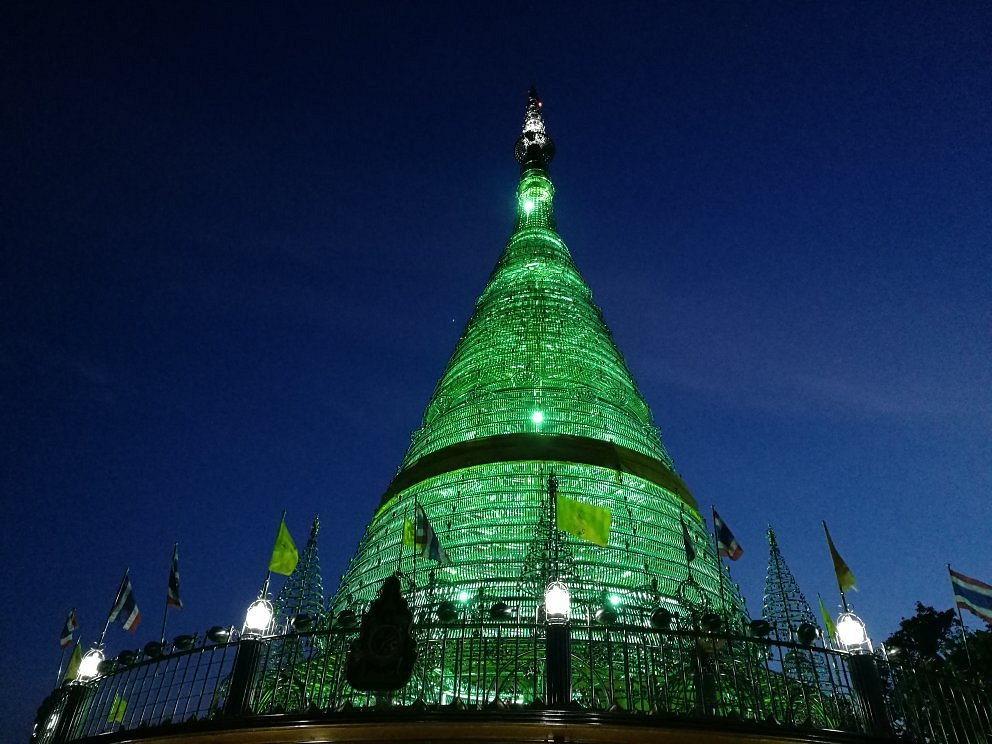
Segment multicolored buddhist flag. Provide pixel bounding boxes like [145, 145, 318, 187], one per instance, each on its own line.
[59, 609, 79, 649]
[949, 567, 992, 623]
[555, 494, 611, 547]
[268, 516, 299, 575]
[713, 509, 743, 560]
[415, 503, 450, 564]
[823, 522, 856, 593]
[166, 543, 182, 609]
[108, 572, 141, 632]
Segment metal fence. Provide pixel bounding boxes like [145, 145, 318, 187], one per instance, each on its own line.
[33, 619, 992, 744]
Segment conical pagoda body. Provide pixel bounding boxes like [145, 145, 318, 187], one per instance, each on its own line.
[333, 89, 746, 640]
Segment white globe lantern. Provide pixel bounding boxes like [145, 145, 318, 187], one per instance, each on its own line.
[836, 611, 872, 653]
[545, 581, 570, 623]
[76, 648, 105, 680]
[244, 599, 274, 636]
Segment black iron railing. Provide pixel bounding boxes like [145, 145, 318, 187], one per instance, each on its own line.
[33, 620, 992, 744]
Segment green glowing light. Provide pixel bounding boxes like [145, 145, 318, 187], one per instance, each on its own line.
[608, 594, 622, 606]
[523, 199, 535, 213]
[458, 590, 470, 602]
[531, 410, 544, 424]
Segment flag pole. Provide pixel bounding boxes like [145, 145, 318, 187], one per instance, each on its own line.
[54, 607, 75, 682]
[395, 504, 405, 573]
[405, 500, 416, 596]
[100, 569, 128, 646]
[55, 646, 66, 685]
[710, 506, 727, 615]
[160, 543, 176, 643]
[412, 497, 419, 589]
[681, 506, 694, 583]
[823, 522, 850, 613]
[549, 471, 559, 583]
[947, 564, 975, 669]
[261, 512, 286, 599]
[54, 633, 68, 685]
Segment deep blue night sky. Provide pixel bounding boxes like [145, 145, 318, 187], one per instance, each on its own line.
[3, 2, 990, 735]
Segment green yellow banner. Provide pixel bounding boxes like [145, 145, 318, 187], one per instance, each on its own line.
[269, 517, 299, 576]
[64, 642, 81, 682]
[824, 522, 856, 593]
[108, 694, 127, 724]
[818, 593, 837, 642]
[556, 494, 611, 547]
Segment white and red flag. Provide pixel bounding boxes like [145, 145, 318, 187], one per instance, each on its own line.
[108, 572, 141, 632]
[59, 609, 79, 648]
[713, 509, 743, 561]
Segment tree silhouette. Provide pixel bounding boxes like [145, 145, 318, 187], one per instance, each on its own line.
[883, 603, 991, 687]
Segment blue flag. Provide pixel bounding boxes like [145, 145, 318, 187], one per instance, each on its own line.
[59, 609, 79, 649]
[950, 568, 992, 623]
[108, 572, 141, 632]
[713, 509, 743, 561]
[167, 544, 182, 609]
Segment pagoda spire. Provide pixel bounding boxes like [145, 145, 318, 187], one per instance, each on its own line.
[513, 86, 555, 173]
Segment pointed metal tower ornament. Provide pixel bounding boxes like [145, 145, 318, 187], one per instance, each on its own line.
[763, 526, 816, 641]
[332, 89, 747, 688]
[274, 516, 326, 628]
[762, 525, 831, 686]
[513, 86, 555, 172]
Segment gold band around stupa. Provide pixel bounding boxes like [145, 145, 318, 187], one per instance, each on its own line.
[377, 431, 696, 514]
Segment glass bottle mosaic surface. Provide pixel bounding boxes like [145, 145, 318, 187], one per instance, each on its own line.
[332, 89, 748, 633]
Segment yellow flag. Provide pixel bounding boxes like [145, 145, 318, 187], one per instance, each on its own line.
[402, 518, 415, 547]
[556, 494, 611, 547]
[64, 642, 82, 682]
[818, 594, 837, 642]
[824, 522, 856, 593]
[268, 517, 298, 575]
[108, 694, 127, 723]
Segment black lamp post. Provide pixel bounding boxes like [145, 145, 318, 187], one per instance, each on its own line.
[544, 581, 571, 707]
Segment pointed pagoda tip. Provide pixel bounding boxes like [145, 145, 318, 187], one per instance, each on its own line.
[514, 86, 555, 170]
[310, 515, 320, 537]
[521, 86, 545, 130]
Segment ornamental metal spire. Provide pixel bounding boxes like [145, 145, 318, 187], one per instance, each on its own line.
[274, 516, 326, 626]
[513, 86, 555, 173]
[762, 525, 830, 687]
[762, 525, 821, 641]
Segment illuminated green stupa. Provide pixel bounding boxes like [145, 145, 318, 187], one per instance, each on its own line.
[33, 90, 991, 744]
[333, 88, 746, 636]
